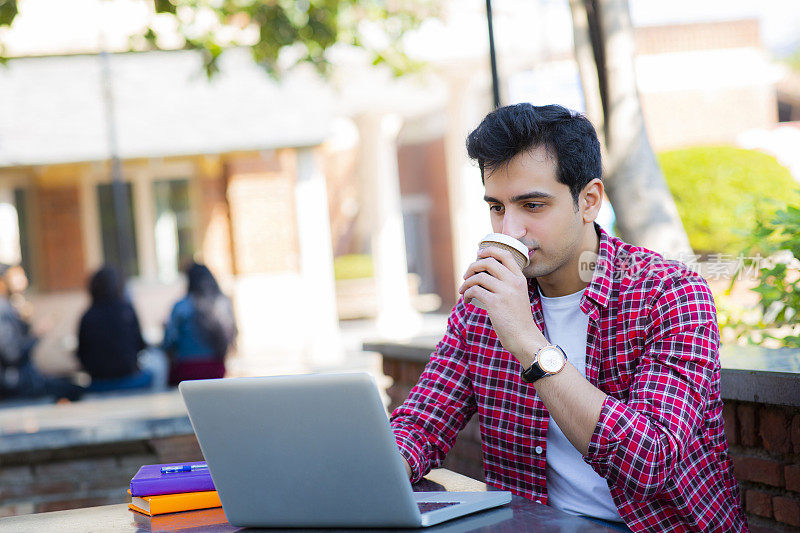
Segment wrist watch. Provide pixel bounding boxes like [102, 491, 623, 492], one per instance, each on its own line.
[521, 344, 567, 383]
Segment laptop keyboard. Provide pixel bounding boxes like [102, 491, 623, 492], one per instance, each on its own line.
[417, 502, 460, 513]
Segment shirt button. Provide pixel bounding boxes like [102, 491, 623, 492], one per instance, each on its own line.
[534, 445, 543, 454]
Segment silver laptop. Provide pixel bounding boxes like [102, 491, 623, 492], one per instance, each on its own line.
[179, 373, 512, 528]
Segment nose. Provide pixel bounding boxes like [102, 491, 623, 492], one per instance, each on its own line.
[500, 210, 526, 240]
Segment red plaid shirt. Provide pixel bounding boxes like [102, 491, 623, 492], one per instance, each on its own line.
[391, 226, 746, 532]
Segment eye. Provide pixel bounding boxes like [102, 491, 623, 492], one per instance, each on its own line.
[488, 204, 503, 213]
[524, 202, 544, 210]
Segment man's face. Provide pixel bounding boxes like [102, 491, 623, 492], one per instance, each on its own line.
[482, 145, 586, 280]
[6, 266, 28, 294]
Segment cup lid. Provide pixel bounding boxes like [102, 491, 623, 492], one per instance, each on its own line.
[480, 233, 529, 258]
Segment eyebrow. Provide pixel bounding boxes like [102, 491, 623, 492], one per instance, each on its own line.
[483, 191, 556, 204]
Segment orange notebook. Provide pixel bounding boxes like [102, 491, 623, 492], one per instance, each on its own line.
[130, 506, 229, 531]
[128, 489, 221, 516]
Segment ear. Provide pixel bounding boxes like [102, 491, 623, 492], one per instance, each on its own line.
[579, 179, 604, 223]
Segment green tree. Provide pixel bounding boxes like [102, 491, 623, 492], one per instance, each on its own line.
[659, 146, 797, 256]
[0, 0, 436, 76]
[782, 42, 800, 73]
[0, 0, 18, 61]
[720, 195, 800, 348]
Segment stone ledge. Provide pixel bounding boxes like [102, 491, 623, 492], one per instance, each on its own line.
[0, 391, 192, 455]
[364, 337, 439, 363]
[721, 369, 800, 407]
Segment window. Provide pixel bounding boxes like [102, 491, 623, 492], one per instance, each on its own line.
[97, 182, 139, 276]
[153, 179, 194, 281]
[402, 195, 435, 294]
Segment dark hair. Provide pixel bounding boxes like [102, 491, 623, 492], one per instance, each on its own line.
[466, 103, 602, 203]
[89, 266, 124, 304]
[185, 262, 236, 357]
[187, 262, 222, 299]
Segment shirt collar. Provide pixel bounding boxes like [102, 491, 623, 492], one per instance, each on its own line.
[582, 223, 615, 310]
[526, 223, 616, 322]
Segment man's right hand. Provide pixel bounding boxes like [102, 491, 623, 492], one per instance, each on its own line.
[401, 456, 411, 479]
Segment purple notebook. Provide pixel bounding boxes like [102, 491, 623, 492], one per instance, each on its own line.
[129, 462, 215, 496]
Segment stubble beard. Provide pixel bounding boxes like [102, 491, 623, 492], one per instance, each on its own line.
[522, 228, 583, 281]
[522, 253, 559, 280]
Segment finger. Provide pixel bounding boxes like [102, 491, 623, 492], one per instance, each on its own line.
[463, 257, 510, 281]
[459, 272, 502, 296]
[463, 285, 493, 306]
[478, 246, 524, 275]
[463, 256, 500, 279]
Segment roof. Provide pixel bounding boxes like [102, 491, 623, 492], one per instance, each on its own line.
[0, 49, 333, 168]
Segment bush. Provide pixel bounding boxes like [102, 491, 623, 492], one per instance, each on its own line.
[333, 254, 374, 280]
[721, 196, 800, 348]
[658, 146, 797, 256]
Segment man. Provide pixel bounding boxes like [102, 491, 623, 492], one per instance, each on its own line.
[390, 104, 746, 532]
[0, 264, 83, 401]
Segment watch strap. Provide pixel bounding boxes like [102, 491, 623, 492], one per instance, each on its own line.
[521, 344, 566, 383]
[521, 360, 548, 383]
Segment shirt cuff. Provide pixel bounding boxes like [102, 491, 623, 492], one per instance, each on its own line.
[584, 395, 633, 475]
[393, 427, 429, 483]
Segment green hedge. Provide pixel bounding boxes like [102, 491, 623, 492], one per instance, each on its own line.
[658, 146, 797, 256]
[333, 254, 374, 280]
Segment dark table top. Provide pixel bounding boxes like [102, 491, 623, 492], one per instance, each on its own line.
[0, 469, 620, 532]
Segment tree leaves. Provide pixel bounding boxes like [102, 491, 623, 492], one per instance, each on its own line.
[0, 0, 17, 27]
[154, 0, 177, 15]
[724, 191, 800, 348]
[150, 0, 436, 79]
[659, 146, 797, 257]
[0, 1, 435, 78]
[0, 0, 17, 63]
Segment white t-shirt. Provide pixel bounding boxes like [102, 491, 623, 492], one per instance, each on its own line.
[539, 287, 622, 522]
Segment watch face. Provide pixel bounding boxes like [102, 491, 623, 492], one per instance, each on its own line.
[539, 347, 564, 373]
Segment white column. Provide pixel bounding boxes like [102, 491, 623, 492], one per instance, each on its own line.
[356, 113, 422, 339]
[0, 185, 21, 265]
[132, 170, 158, 281]
[443, 71, 493, 291]
[294, 147, 344, 366]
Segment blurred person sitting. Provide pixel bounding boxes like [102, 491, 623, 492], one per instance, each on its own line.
[0, 263, 83, 402]
[163, 262, 237, 385]
[4, 264, 34, 322]
[77, 266, 167, 392]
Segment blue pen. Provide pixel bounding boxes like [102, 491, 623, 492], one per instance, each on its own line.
[160, 464, 209, 474]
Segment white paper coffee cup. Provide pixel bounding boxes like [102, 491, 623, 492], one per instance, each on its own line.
[470, 233, 530, 309]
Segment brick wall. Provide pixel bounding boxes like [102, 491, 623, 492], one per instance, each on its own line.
[384, 357, 483, 481]
[225, 151, 300, 275]
[197, 172, 234, 280]
[635, 19, 760, 55]
[35, 185, 85, 291]
[384, 357, 800, 531]
[0, 434, 203, 518]
[725, 400, 800, 532]
[323, 145, 360, 257]
[397, 137, 456, 309]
